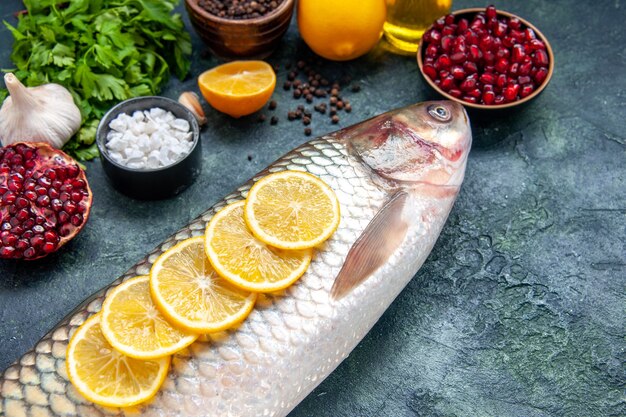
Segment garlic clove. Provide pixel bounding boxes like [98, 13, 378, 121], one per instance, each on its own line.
[178, 92, 207, 126]
[0, 73, 82, 149]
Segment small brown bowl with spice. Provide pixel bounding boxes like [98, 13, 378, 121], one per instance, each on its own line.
[417, 5, 554, 115]
[185, 0, 295, 60]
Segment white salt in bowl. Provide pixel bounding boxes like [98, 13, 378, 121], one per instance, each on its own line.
[96, 96, 201, 200]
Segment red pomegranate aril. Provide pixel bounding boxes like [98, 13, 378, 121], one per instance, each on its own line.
[1, 232, 17, 247]
[450, 52, 466, 64]
[24, 190, 37, 201]
[426, 44, 439, 58]
[1, 222, 10, 231]
[8, 180, 21, 192]
[509, 62, 520, 76]
[509, 16, 521, 30]
[439, 69, 450, 79]
[436, 54, 452, 69]
[479, 35, 494, 52]
[58, 211, 70, 223]
[63, 201, 77, 214]
[23, 247, 36, 258]
[44, 230, 58, 242]
[535, 67, 549, 84]
[423, 64, 437, 80]
[444, 14, 455, 25]
[463, 61, 478, 74]
[483, 50, 496, 65]
[485, 5, 497, 19]
[493, 21, 508, 37]
[440, 75, 456, 91]
[510, 29, 524, 43]
[430, 29, 441, 43]
[3, 191, 16, 205]
[35, 186, 48, 196]
[457, 18, 469, 33]
[464, 29, 478, 45]
[0, 246, 15, 257]
[533, 49, 549, 66]
[448, 88, 463, 98]
[32, 224, 45, 234]
[70, 214, 83, 227]
[496, 47, 510, 59]
[512, 44, 526, 63]
[65, 165, 80, 179]
[528, 39, 546, 51]
[441, 35, 454, 52]
[51, 199, 63, 212]
[37, 195, 51, 207]
[71, 191, 83, 203]
[494, 95, 506, 105]
[520, 84, 535, 98]
[483, 84, 494, 92]
[518, 75, 532, 85]
[519, 61, 533, 76]
[496, 73, 508, 88]
[504, 83, 520, 101]
[468, 44, 482, 61]
[482, 90, 496, 105]
[22, 229, 34, 239]
[442, 25, 456, 36]
[30, 235, 45, 248]
[467, 88, 482, 98]
[15, 197, 28, 208]
[460, 76, 477, 92]
[24, 180, 36, 191]
[502, 35, 515, 48]
[495, 58, 509, 73]
[479, 72, 496, 84]
[462, 95, 478, 103]
[42, 242, 57, 253]
[451, 66, 466, 80]
[525, 28, 536, 41]
[471, 16, 485, 30]
[16, 208, 30, 222]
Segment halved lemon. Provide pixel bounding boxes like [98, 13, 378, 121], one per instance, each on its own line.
[198, 60, 276, 118]
[150, 236, 257, 333]
[100, 276, 198, 360]
[66, 314, 170, 408]
[205, 201, 313, 292]
[244, 171, 341, 250]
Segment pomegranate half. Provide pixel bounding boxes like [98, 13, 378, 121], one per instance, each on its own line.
[0, 142, 92, 260]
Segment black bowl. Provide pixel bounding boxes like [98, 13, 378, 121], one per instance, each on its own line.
[96, 96, 202, 200]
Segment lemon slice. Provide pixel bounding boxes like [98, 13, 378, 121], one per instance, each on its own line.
[205, 201, 313, 292]
[66, 314, 170, 408]
[197, 60, 276, 118]
[100, 276, 198, 360]
[150, 236, 256, 333]
[244, 171, 340, 250]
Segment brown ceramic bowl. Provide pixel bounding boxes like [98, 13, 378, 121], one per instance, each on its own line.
[185, 0, 295, 60]
[417, 8, 554, 113]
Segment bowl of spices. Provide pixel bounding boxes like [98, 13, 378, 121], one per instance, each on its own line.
[96, 96, 202, 200]
[417, 5, 554, 113]
[185, 0, 295, 59]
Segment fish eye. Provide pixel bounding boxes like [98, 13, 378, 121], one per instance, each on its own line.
[427, 105, 451, 122]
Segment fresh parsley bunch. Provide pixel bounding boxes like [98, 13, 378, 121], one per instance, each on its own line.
[2, 0, 192, 160]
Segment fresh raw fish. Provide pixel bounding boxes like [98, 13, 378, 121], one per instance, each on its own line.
[0, 101, 472, 417]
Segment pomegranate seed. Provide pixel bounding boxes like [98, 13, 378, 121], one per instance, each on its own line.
[0, 247, 16, 257]
[66, 165, 79, 178]
[502, 36, 515, 48]
[463, 61, 478, 75]
[496, 47, 510, 59]
[535, 67, 549, 84]
[533, 49, 549, 66]
[525, 28, 536, 41]
[23, 247, 36, 258]
[58, 211, 70, 223]
[512, 44, 526, 63]
[33, 225, 45, 234]
[16, 239, 29, 251]
[51, 199, 63, 212]
[439, 70, 450, 79]
[504, 83, 520, 101]
[451, 66, 466, 80]
[468, 45, 482, 61]
[35, 186, 48, 196]
[479, 35, 494, 52]
[430, 29, 441, 43]
[520, 84, 535, 98]
[460, 76, 477, 91]
[444, 14, 455, 25]
[483, 84, 494, 92]
[467, 88, 482, 98]
[494, 95, 506, 105]
[30, 235, 45, 248]
[519, 61, 533, 76]
[483, 50, 495, 65]
[518, 75, 532, 85]
[435, 54, 452, 69]
[37, 195, 51, 207]
[480, 73, 496, 84]
[448, 89, 463, 98]
[38, 176, 51, 187]
[493, 22, 507, 37]
[509, 62, 520, 76]
[63, 201, 77, 214]
[42, 242, 57, 253]
[44, 168, 56, 180]
[1, 233, 17, 247]
[442, 25, 456, 36]
[495, 58, 509, 73]
[528, 39, 546, 50]
[12, 225, 24, 235]
[3, 191, 16, 204]
[440, 35, 454, 52]
[496, 73, 508, 88]
[8, 180, 21, 192]
[44, 230, 58, 242]
[16, 208, 30, 222]
[48, 188, 59, 199]
[486, 5, 497, 19]
[464, 29, 478, 45]
[509, 17, 521, 30]
[24, 180, 36, 191]
[71, 191, 83, 203]
[71, 214, 83, 227]
[457, 18, 469, 33]
[440, 75, 456, 91]
[426, 44, 439, 57]
[15, 197, 28, 208]
[450, 52, 466, 64]
[423, 64, 437, 80]
[24, 190, 37, 201]
[462, 96, 478, 103]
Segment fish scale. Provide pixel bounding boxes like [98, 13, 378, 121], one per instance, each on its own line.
[0, 102, 471, 417]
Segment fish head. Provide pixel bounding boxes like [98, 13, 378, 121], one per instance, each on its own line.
[346, 101, 472, 189]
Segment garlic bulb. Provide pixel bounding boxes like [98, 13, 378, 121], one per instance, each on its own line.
[178, 91, 207, 126]
[0, 73, 82, 149]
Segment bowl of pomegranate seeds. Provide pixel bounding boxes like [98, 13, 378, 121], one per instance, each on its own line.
[417, 5, 554, 111]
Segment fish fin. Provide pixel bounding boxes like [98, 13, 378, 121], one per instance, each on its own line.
[331, 190, 409, 300]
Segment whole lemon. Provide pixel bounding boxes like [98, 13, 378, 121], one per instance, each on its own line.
[297, 0, 387, 61]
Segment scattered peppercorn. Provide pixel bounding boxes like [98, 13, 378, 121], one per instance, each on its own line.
[303, 117, 311, 126]
[257, 114, 266, 122]
[270, 116, 278, 125]
[331, 115, 339, 124]
[269, 100, 277, 110]
[288, 111, 296, 121]
[247, 154, 253, 161]
[283, 81, 291, 90]
[351, 83, 361, 92]
[304, 127, 312, 136]
[293, 89, 302, 99]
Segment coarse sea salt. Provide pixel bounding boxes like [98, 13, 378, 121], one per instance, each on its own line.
[106, 107, 193, 169]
